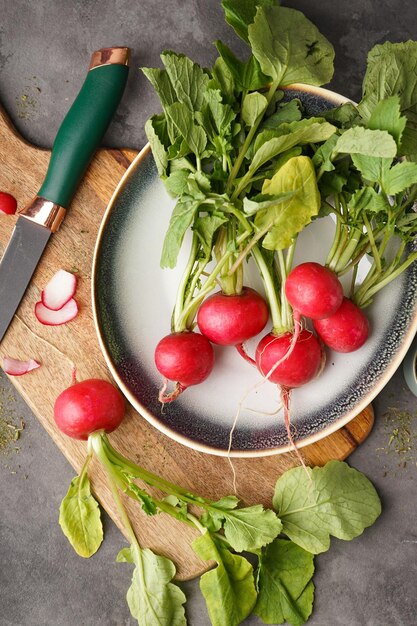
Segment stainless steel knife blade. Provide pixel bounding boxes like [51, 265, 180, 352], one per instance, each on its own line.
[0, 46, 130, 345]
[0, 217, 51, 342]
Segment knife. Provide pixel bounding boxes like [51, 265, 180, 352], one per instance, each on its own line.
[0, 46, 130, 343]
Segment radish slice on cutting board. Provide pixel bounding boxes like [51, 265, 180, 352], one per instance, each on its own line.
[35, 298, 79, 326]
[41, 270, 77, 311]
[3, 357, 41, 376]
[0, 192, 17, 215]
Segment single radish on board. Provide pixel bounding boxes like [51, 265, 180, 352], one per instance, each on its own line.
[35, 298, 78, 326]
[313, 297, 369, 353]
[3, 356, 41, 376]
[197, 287, 269, 345]
[54, 378, 125, 440]
[154, 331, 215, 403]
[0, 192, 17, 215]
[42, 270, 77, 311]
[285, 262, 344, 320]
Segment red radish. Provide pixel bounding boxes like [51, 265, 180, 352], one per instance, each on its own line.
[155, 331, 214, 403]
[3, 357, 40, 376]
[197, 287, 269, 345]
[0, 192, 17, 215]
[256, 329, 323, 388]
[54, 378, 125, 440]
[254, 328, 324, 470]
[285, 262, 344, 319]
[35, 298, 78, 325]
[313, 297, 369, 353]
[42, 269, 77, 311]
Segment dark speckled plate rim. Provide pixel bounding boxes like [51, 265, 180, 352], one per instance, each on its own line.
[92, 83, 417, 458]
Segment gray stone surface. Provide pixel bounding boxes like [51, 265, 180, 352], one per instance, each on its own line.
[1, 0, 417, 624]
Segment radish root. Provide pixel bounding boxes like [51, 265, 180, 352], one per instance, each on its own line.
[158, 379, 186, 404]
[226, 401, 243, 496]
[280, 386, 309, 476]
[235, 343, 256, 367]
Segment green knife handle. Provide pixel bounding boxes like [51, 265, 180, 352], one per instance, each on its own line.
[38, 49, 129, 208]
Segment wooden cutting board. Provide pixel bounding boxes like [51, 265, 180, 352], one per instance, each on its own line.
[0, 104, 374, 580]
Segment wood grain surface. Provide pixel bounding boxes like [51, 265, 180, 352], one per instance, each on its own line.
[0, 105, 374, 580]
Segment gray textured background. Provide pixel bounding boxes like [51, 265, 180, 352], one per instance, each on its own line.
[1, 1, 417, 625]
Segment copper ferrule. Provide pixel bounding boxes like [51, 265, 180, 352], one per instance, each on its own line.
[19, 196, 66, 233]
[89, 47, 130, 71]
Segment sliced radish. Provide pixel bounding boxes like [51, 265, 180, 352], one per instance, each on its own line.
[0, 192, 17, 215]
[41, 270, 77, 311]
[3, 357, 41, 376]
[35, 298, 78, 326]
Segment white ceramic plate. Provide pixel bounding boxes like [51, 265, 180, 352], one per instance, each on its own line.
[92, 85, 417, 457]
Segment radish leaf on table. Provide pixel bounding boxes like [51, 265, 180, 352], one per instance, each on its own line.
[273, 461, 382, 554]
[254, 539, 315, 626]
[193, 531, 257, 626]
[117, 544, 187, 626]
[59, 462, 103, 559]
[202, 503, 282, 552]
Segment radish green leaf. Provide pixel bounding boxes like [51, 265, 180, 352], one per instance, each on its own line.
[215, 40, 271, 90]
[145, 116, 169, 178]
[166, 103, 207, 157]
[367, 96, 407, 147]
[193, 531, 257, 626]
[59, 471, 103, 559]
[254, 539, 315, 626]
[242, 92, 268, 127]
[161, 51, 210, 112]
[256, 156, 320, 250]
[117, 544, 186, 626]
[251, 119, 336, 175]
[161, 198, 200, 268]
[221, 0, 276, 43]
[273, 461, 382, 554]
[335, 127, 397, 158]
[248, 6, 335, 87]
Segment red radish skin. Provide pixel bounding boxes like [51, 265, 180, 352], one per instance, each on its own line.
[35, 298, 78, 325]
[155, 331, 215, 403]
[0, 192, 17, 215]
[54, 379, 125, 440]
[197, 287, 269, 345]
[42, 269, 77, 311]
[255, 329, 323, 388]
[254, 329, 324, 473]
[3, 357, 40, 376]
[285, 262, 344, 320]
[313, 297, 369, 353]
